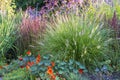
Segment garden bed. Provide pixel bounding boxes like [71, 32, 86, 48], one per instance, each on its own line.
[0, 0, 120, 80]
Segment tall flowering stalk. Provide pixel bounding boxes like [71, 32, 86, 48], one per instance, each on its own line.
[18, 8, 46, 53]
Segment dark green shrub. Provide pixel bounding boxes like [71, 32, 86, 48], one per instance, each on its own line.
[13, 0, 44, 10]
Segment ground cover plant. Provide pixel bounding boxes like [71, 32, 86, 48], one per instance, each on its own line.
[0, 0, 120, 80]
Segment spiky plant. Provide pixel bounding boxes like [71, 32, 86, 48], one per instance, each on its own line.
[0, 15, 18, 60]
[40, 13, 111, 70]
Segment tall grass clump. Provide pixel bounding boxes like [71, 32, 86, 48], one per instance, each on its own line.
[96, 0, 120, 71]
[0, 15, 18, 60]
[0, 0, 16, 18]
[17, 9, 46, 54]
[41, 13, 111, 70]
[106, 10, 120, 71]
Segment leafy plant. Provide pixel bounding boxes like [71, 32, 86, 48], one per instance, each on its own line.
[64, 73, 89, 80]
[3, 68, 29, 80]
[0, 50, 88, 80]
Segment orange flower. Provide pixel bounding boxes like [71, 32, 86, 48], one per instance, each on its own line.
[36, 54, 41, 64]
[51, 62, 55, 67]
[51, 74, 56, 80]
[26, 65, 30, 70]
[0, 66, 3, 69]
[78, 69, 83, 74]
[47, 66, 53, 75]
[27, 61, 34, 66]
[26, 50, 31, 56]
[47, 66, 56, 80]
[31, 62, 34, 65]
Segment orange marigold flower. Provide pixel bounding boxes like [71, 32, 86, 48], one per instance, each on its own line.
[47, 66, 56, 80]
[27, 61, 34, 66]
[26, 50, 31, 56]
[78, 69, 83, 74]
[51, 74, 56, 80]
[51, 62, 55, 67]
[47, 67, 53, 75]
[26, 65, 30, 70]
[36, 54, 41, 64]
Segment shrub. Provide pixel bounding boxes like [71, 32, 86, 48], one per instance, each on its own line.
[14, 0, 44, 11]
[41, 13, 111, 70]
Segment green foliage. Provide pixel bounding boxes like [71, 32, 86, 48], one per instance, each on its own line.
[41, 13, 111, 70]
[0, 52, 87, 79]
[0, 0, 16, 18]
[107, 38, 120, 71]
[3, 68, 29, 80]
[64, 73, 89, 80]
[14, 0, 44, 10]
[54, 59, 87, 75]
[0, 15, 18, 60]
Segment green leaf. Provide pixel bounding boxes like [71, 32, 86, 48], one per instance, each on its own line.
[75, 61, 81, 66]
[79, 65, 86, 69]
[68, 59, 74, 65]
[73, 69, 78, 74]
[69, 66, 74, 70]
[59, 67, 65, 70]
[38, 61, 43, 66]
[30, 66, 37, 72]
[38, 67, 46, 72]
[43, 55, 50, 60]
[60, 62, 66, 66]
[58, 70, 64, 74]
[83, 70, 88, 72]
[44, 62, 51, 66]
